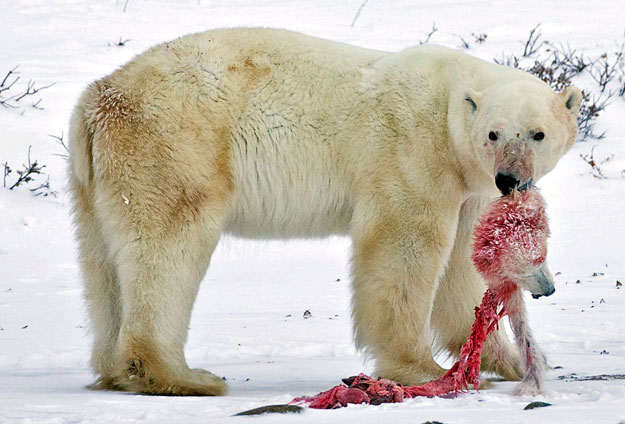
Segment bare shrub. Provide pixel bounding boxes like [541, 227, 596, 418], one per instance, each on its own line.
[589, 45, 624, 93]
[419, 23, 438, 45]
[4, 146, 45, 190]
[0, 66, 55, 111]
[472, 33, 488, 44]
[522, 24, 544, 57]
[494, 31, 624, 141]
[2, 146, 56, 197]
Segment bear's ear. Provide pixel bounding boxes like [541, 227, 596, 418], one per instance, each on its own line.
[561, 85, 582, 116]
[464, 89, 482, 113]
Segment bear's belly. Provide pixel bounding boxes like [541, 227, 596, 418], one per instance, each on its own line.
[225, 175, 354, 238]
[225, 132, 353, 239]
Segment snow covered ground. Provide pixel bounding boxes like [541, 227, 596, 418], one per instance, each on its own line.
[1, 1, 624, 423]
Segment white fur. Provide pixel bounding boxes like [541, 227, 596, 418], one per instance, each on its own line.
[508, 292, 547, 395]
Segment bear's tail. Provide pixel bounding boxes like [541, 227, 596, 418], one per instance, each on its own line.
[68, 82, 101, 187]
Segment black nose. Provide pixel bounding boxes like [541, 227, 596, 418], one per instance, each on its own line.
[495, 172, 520, 195]
[531, 287, 555, 299]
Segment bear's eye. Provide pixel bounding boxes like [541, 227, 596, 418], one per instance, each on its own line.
[488, 131, 498, 141]
[533, 131, 545, 141]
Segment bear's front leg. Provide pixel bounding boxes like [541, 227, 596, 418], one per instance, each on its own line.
[432, 195, 524, 382]
[350, 193, 460, 386]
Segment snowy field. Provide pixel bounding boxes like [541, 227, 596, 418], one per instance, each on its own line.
[1, 0, 624, 423]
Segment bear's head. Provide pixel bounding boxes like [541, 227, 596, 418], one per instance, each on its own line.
[464, 80, 582, 195]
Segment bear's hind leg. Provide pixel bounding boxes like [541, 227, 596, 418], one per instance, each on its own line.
[105, 195, 230, 396]
[73, 77, 233, 395]
[71, 179, 123, 391]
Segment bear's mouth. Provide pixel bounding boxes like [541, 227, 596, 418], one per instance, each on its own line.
[495, 173, 533, 195]
[531, 290, 555, 299]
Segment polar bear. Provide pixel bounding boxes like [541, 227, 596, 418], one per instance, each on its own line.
[69, 28, 581, 396]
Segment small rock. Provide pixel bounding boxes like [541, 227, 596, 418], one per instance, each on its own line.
[234, 404, 303, 416]
[524, 401, 552, 410]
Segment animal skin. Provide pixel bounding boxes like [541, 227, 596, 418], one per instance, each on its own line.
[68, 28, 581, 395]
[473, 188, 552, 395]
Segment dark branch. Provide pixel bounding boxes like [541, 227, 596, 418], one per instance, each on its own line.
[351, 0, 370, 27]
[8, 146, 45, 190]
[522, 24, 543, 57]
